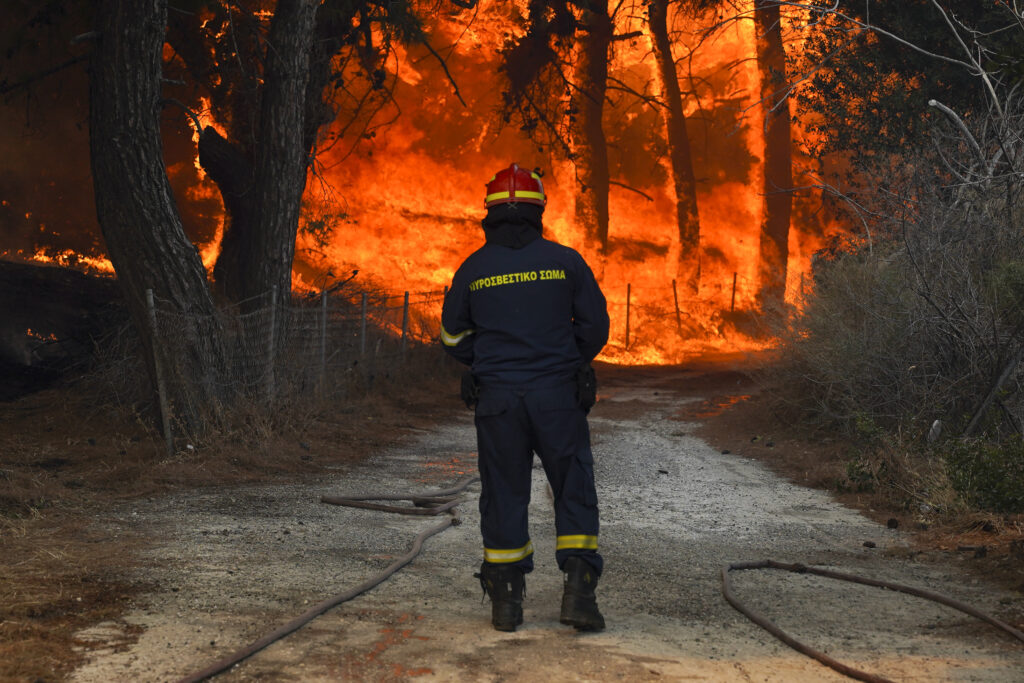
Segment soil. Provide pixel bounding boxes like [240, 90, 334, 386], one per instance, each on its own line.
[4, 353, 1024, 682]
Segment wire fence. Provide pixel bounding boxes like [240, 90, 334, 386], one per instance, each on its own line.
[140, 271, 779, 453]
[145, 284, 449, 452]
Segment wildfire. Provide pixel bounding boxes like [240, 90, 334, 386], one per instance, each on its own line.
[27, 248, 115, 275]
[6, 1, 848, 367]
[293, 0, 837, 364]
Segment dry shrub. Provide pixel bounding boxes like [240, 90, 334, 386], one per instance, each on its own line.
[765, 95, 1024, 512]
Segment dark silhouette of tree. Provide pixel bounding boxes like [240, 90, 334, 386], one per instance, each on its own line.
[165, 0, 429, 307]
[90, 0, 227, 431]
[499, 0, 624, 259]
[7, 0, 448, 431]
[647, 0, 701, 291]
[754, 0, 792, 310]
[572, 0, 614, 256]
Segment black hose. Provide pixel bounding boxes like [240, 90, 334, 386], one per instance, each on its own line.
[722, 559, 1024, 683]
[176, 476, 479, 683]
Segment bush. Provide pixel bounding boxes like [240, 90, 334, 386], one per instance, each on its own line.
[945, 438, 1024, 513]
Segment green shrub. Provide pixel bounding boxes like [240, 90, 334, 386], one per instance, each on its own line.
[945, 438, 1024, 513]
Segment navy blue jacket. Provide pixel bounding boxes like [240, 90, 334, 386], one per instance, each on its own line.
[441, 220, 609, 386]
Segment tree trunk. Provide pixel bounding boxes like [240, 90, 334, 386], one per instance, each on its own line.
[90, 0, 226, 433]
[755, 0, 793, 310]
[206, 0, 318, 308]
[648, 0, 701, 292]
[249, 0, 317, 301]
[572, 0, 613, 260]
[202, 129, 257, 304]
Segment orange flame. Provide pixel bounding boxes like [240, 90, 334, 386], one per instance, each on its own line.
[292, 0, 841, 364]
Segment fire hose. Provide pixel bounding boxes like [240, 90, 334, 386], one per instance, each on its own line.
[722, 559, 1024, 683]
[172, 477, 1023, 682]
[176, 475, 479, 683]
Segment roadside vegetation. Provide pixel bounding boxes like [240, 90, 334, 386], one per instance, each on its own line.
[765, 2, 1024, 520]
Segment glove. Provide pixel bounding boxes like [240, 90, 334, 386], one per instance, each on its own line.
[575, 363, 597, 411]
[460, 370, 480, 409]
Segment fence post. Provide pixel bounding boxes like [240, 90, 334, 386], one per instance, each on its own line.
[625, 283, 631, 349]
[440, 286, 450, 366]
[146, 289, 174, 459]
[266, 285, 277, 402]
[401, 291, 410, 356]
[320, 289, 328, 395]
[360, 292, 368, 356]
[672, 279, 683, 335]
[730, 273, 738, 312]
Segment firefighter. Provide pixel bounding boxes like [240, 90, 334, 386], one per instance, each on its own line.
[440, 163, 610, 632]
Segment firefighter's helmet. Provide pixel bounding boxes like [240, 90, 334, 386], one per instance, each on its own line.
[484, 164, 546, 208]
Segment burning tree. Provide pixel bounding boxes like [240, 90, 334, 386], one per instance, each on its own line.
[0, 0, 453, 432]
[753, 0, 793, 311]
[498, 0, 625, 260]
[646, 0, 702, 291]
[164, 0, 436, 308]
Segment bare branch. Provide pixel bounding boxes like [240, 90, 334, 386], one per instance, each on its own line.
[928, 99, 985, 166]
[609, 180, 654, 202]
[0, 56, 88, 96]
[419, 37, 467, 107]
[161, 98, 205, 135]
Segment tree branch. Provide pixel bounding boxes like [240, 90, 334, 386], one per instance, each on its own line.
[609, 180, 654, 202]
[0, 55, 88, 96]
[419, 37, 467, 107]
[161, 97, 204, 135]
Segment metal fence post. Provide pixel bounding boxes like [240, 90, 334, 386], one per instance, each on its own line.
[146, 289, 174, 458]
[625, 283, 631, 349]
[672, 278, 683, 336]
[266, 285, 277, 402]
[360, 292, 368, 356]
[730, 273, 738, 312]
[401, 291, 410, 356]
[320, 289, 328, 395]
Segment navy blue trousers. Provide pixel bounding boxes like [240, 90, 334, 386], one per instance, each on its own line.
[474, 381, 602, 575]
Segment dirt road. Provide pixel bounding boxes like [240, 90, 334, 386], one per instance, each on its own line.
[71, 365, 1024, 682]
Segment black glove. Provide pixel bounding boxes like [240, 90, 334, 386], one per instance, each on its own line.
[575, 363, 597, 411]
[460, 370, 480, 409]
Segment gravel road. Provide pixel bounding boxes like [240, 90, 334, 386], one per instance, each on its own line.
[71, 364, 1024, 682]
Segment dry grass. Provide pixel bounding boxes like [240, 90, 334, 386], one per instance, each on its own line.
[0, 343, 464, 681]
[0, 513, 140, 681]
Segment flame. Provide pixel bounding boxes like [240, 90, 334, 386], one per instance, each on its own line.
[7, 1, 850, 367]
[26, 248, 115, 275]
[293, 0, 838, 364]
[26, 328, 58, 342]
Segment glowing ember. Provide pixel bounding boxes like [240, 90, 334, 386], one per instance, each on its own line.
[27, 249, 115, 275]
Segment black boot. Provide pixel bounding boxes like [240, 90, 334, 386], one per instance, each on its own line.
[560, 556, 605, 631]
[476, 563, 525, 632]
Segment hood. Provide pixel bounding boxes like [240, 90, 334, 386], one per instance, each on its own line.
[482, 203, 544, 249]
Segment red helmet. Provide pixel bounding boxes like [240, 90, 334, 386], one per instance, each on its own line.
[484, 163, 546, 208]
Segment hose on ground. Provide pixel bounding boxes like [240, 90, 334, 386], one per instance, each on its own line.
[176, 475, 479, 683]
[722, 559, 1024, 683]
